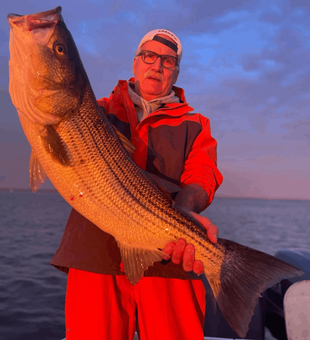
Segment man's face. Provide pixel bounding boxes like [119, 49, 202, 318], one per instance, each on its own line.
[132, 35, 179, 101]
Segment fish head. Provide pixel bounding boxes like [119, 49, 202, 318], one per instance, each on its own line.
[8, 7, 87, 125]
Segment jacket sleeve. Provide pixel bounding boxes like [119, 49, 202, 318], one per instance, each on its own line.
[180, 115, 223, 208]
[97, 97, 109, 113]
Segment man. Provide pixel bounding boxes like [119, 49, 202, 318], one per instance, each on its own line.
[51, 29, 223, 340]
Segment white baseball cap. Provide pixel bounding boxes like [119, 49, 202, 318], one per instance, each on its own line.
[137, 29, 183, 62]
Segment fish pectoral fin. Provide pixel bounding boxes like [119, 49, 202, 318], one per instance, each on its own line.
[112, 126, 136, 154]
[147, 173, 182, 198]
[117, 241, 170, 285]
[29, 151, 48, 192]
[41, 126, 73, 166]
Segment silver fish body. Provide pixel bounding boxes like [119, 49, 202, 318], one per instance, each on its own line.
[8, 7, 304, 338]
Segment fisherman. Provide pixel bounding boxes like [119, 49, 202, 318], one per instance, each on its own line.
[51, 29, 223, 340]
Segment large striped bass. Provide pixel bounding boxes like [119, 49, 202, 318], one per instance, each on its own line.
[8, 7, 303, 338]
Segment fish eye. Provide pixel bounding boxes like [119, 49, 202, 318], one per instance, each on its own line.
[54, 44, 66, 56]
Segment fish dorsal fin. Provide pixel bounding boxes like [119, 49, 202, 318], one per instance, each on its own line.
[113, 126, 136, 154]
[29, 151, 48, 192]
[41, 126, 72, 166]
[117, 241, 170, 285]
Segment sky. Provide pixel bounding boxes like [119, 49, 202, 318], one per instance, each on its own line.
[0, 0, 309, 200]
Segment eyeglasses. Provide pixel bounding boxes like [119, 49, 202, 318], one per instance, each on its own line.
[137, 50, 178, 70]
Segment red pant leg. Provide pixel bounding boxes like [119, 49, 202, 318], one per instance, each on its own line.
[135, 277, 205, 340]
[65, 269, 136, 340]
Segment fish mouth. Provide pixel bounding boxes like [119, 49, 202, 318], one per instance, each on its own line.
[7, 6, 62, 30]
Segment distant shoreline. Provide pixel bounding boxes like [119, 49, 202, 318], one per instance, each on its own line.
[214, 194, 310, 202]
[1, 187, 309, 201]
[0, 188, 57, 193]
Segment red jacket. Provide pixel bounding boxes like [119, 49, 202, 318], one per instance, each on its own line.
[51, 79, 223, 278]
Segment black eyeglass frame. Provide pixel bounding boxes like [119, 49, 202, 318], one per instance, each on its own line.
[137, 50, 179, 70]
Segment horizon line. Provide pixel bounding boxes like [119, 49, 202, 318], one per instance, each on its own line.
[1, 187, 309, 202]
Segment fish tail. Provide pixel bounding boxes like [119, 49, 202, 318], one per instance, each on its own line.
[203, 239, 304, 338]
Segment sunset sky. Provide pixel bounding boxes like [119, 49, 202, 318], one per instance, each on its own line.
[0, 0, 309, 200]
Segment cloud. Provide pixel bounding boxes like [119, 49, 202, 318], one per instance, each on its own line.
[0, 89, 21, 126]
[180, 2, 310, 174]
[282, 118, 310, 143]
[0, 55, 9, 89]
[217, 156, 310, 200]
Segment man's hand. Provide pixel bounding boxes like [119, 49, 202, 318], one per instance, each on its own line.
[162, 212, 218, 275]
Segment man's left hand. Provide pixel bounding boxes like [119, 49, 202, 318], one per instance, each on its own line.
[162, 212, 218, 275]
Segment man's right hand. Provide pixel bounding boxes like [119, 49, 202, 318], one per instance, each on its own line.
[162, 213, 218, 275]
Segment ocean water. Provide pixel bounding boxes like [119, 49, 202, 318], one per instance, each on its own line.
[0, 191, 309, 340]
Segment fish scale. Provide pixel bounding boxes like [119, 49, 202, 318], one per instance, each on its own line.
[8, 6, 304, 338]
